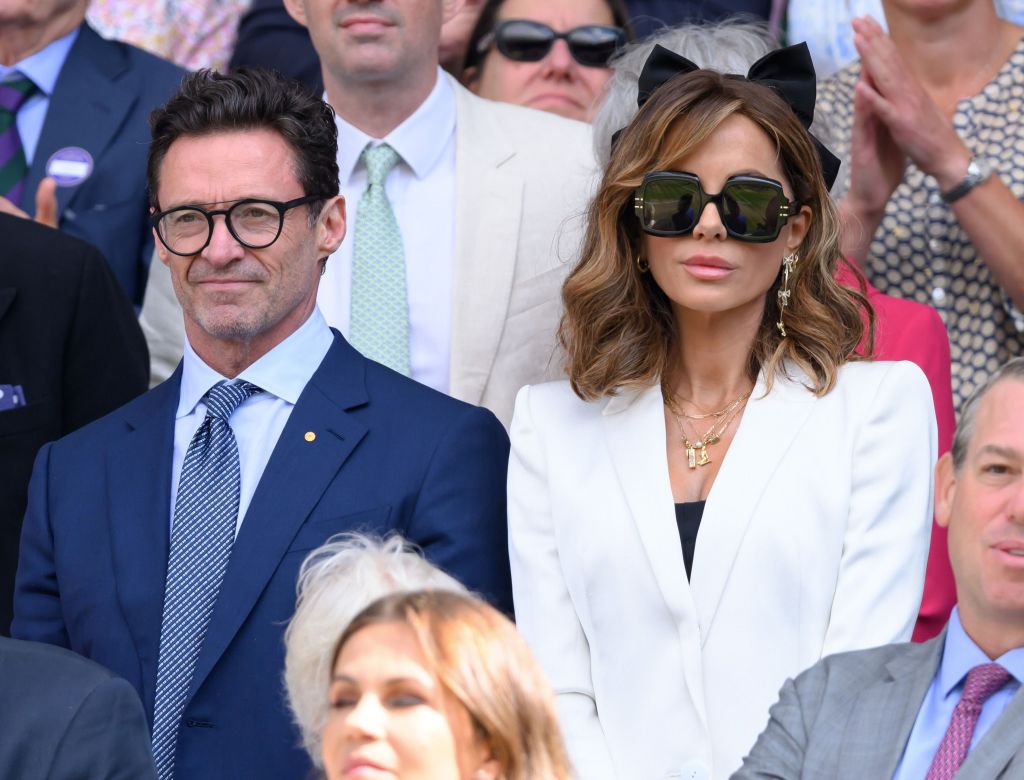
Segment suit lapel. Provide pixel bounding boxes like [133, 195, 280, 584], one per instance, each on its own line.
[602, 384, 709, 727]
[691, 367, 817, 646]
[26, 25, 136, 219]
[187, 336, 369, 697]
[447, 80, 521, 406]
[957, 685, 1024, 779]
[836, 637, 943, 778]
[108, 370, 179, 716]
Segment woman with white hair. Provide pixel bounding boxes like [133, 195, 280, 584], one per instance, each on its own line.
[283, 533, 466, 768]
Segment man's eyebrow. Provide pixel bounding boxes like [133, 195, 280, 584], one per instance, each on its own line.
[976, 444, 1022, 460]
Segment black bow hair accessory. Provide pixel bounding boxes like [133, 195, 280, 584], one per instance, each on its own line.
[614, 42, 840, 191]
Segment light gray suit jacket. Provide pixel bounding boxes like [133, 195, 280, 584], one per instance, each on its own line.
[732, 632, 1024, 779]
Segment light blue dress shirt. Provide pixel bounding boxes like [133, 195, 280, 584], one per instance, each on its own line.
[0, 27, 78, 166]
[171, 307, 334, 535]
[893, 607, 1024, 779]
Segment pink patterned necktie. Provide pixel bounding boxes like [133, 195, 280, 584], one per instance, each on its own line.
[924, 662, 1012, 780]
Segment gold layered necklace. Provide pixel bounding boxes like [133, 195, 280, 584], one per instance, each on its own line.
[664, 390, 750, 469]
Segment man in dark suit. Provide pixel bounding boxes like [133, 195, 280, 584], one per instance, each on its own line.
[0, 0, 184, 305]
[0, 636, 156, 779]
[0, 213, 148, 635]
[12, 68, 511, 780]
[734, 357, 1024, 780]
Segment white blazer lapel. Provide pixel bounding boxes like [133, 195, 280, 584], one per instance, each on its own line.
[602, 384, 709, 728]
[692, 367, 817, 645]
[448, 79, 522, 405]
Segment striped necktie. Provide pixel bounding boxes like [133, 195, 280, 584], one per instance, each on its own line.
[349, 142, 411, 375]
[0, 74, 38, 208]
[151, 380, 263, 780]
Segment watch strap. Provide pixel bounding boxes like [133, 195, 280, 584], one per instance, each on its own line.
[940, 158, 991, 203]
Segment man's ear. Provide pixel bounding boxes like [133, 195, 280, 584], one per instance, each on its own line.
[441, 0, 466, 26]
[316, 195, 347, 257]
[935, 451, 957, 529]
[282, 0, 309, 28]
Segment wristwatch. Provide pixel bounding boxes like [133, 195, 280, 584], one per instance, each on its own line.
[939, 157, 993, 203]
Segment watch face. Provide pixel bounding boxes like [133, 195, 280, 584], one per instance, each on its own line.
[969, 158, 993, 179]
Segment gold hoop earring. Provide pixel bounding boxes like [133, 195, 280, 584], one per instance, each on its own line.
[776, 253, 798, 337]
[637, 255, 650, 273]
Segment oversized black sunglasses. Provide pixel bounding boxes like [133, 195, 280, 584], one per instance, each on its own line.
[478, 20, 626, 68]
[150, 195, 329, 256]
[634, 172, 799, 243]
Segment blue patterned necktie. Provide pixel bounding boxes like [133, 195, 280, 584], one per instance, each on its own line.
[151, 380, 263, 780]
[349, 142, 411, 375]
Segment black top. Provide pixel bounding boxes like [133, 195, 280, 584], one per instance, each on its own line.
[675, 501, 707, 579]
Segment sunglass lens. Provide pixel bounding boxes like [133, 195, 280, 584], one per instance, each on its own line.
[566, 26, 624, 67]
[720, 180, 785, 239]
[497, 20, 555, 62]
[641, 178, 700, 234]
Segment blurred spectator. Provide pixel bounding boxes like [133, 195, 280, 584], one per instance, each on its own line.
[322, 589, 572, 780]
[787, 0, 1024, 78]
[819, 3, 1024, 412]
[0, 213, 148, 636]
[463, 0, 632, 122]
[87, 0, 250, 71]
[142, 0, 596, 428]
[0, 0, 184, 306]
[285, 534, 467, 768]
[230, 0, 322, 93]
[627, 0, 771, 40]
[441, 0, 485, 78]
[0, 637, 156, 779]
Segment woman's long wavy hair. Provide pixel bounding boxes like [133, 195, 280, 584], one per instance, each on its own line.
[560, 69, 873, 401]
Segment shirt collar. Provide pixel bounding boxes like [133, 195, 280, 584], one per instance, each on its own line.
[0, 26, 79, 95]
[333, 67, 455, 184]
[937, 607, 1024, 698]
[177, 306, 334, 418]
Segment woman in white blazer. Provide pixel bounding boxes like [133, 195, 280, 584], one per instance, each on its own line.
[507, 43, 937, 780]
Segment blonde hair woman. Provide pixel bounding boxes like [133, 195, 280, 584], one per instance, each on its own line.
[507, 43, 938, 779]
[321, 590, 571, 780]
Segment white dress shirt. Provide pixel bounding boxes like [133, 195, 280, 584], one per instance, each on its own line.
[316, 68, 456, 393]
[170, 307, 334, 534]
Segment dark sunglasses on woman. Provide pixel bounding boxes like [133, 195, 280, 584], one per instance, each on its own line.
[478, 19, 626, 68]
[634, 172, 799, 243]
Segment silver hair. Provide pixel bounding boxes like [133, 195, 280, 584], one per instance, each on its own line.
[592, 20, 778, 165]
[283, 533, 467, 766]
[951, 357, 1024, 471]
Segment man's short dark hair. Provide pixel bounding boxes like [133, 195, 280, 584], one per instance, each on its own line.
[952, 357, 1024, 471]
[147, 68, 339, 222]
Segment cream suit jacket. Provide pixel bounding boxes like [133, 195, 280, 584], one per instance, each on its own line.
[138, 76, 596, 428]
[507, 360, 938, 780]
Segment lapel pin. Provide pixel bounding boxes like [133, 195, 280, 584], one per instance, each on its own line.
[304, 432, 316, 442]
[45, 147, 94, 187]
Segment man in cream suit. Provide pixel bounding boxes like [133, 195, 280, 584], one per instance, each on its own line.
[139, 0, 595, 428]
[734, 357, 1024, 780]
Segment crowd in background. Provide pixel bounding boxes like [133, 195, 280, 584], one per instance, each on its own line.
[1, 0, 1024, 779]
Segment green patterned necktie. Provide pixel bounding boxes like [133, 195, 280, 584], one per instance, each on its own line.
[349, 142, 411, 376]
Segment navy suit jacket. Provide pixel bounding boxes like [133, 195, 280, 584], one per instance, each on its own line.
[26, 24, 184, 306]
[12, 332, 512, 780]
[0, 637, 156, 779]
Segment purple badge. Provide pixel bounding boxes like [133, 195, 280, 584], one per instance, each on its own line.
[45, 147, 94, 187]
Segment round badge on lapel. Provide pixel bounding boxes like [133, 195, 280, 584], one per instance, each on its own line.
[45, 147, 94, 187]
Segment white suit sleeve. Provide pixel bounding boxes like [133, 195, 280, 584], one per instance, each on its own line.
[822, 361, 937, 655]
[507, 386, 617, 780]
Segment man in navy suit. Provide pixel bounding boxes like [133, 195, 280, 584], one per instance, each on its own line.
[12, 68, 512, 780]
[0, 1, 184, 305]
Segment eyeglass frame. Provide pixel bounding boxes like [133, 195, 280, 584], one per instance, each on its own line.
[633, 172, 800, 243]
[149, 194, 330, 256]
[477, 20, 627, 68]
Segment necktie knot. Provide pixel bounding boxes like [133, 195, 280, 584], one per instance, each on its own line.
[960, 662, 1011, 707]
[0, 74, 37, 113]
[203, 380, 262, 422]
[361, 143, 400, 188]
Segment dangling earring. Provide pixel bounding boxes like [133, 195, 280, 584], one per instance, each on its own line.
[776, 253, 798, 337]
[636, 255, 650, 273]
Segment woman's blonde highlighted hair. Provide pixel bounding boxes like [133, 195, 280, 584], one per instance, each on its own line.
[333, 590, 572, 780]
[561, 69, 872, 400]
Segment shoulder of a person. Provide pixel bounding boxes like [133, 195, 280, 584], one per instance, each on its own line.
[793, 638, 917, 694]
[81, 23, 186, 89]
[516, 379, 618, 424]
[0, 637, 122, 695]
[833, 359, 931, 400]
